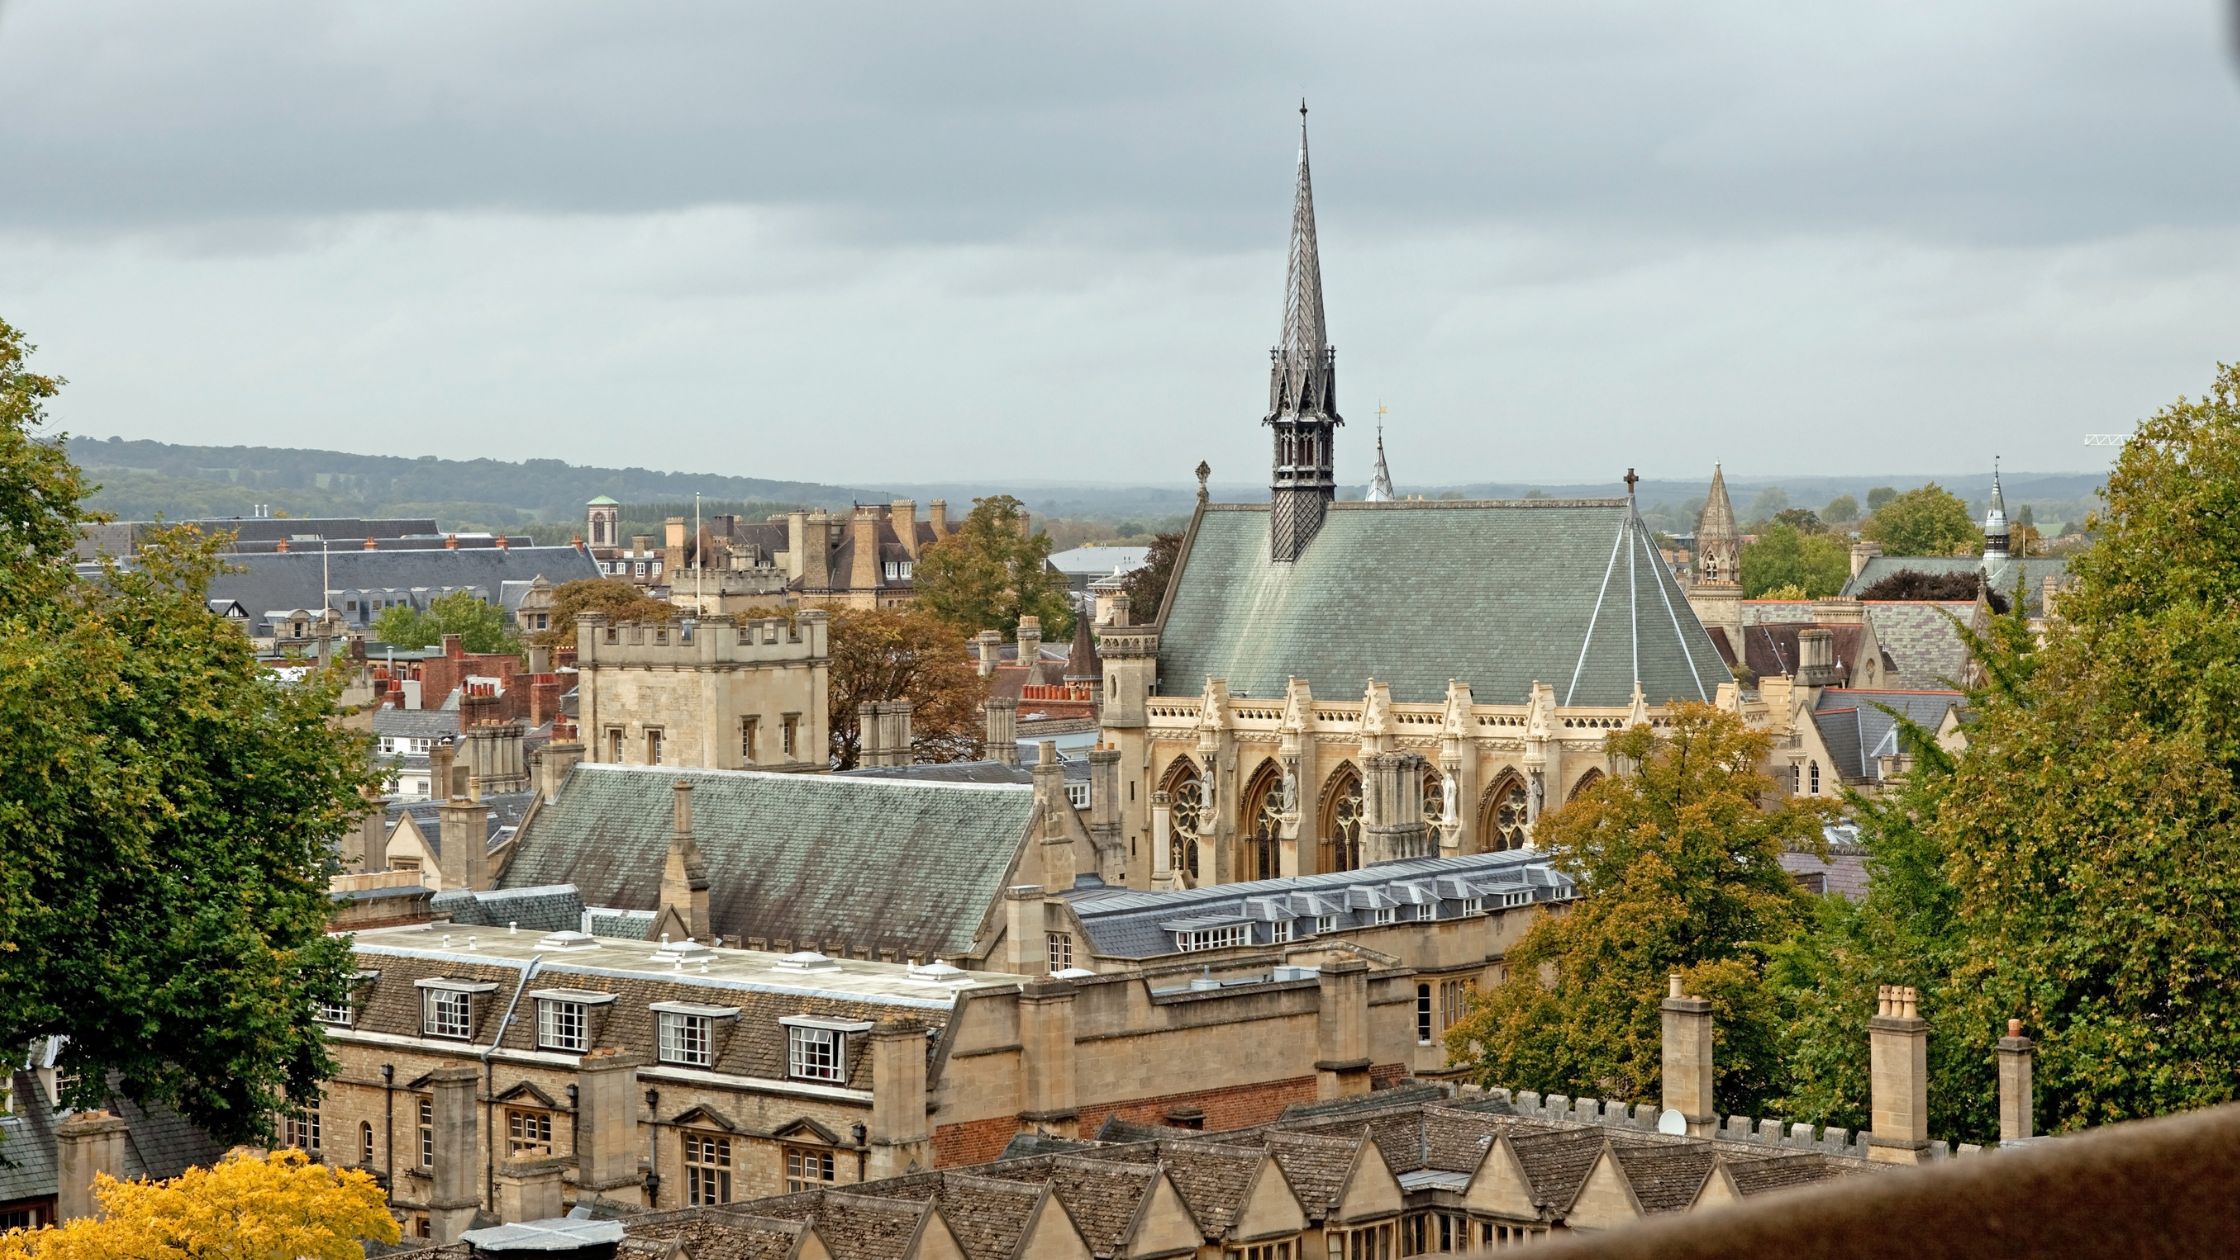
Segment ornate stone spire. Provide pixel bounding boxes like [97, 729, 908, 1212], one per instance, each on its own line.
[1694, 463, 1740, 588]
[1982, 458, 2010, 562]
[1266, 100, 1343, 562]
[1364, 401, 1395, 502]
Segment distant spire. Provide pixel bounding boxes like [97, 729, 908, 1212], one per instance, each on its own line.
[1365, 401, 1395, 502]
[1982, 457, 2010, 562]
[1694, 463, 1741, 589]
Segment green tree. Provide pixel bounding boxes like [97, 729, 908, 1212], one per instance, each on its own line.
[0, 318, 386, 1143]
[825, 606, 987, 769]
[1772, 507, 1823, 534]
[912, 494, 1073, 639]
[1866, 485, 1899, 513]
[1931, 362, 2240, 1128]
[1863, 484, 1978, 556]
[1119, 531, 1183, 621]
[371, 587, 522, 654]
[0, 1149, 399, 1259]
[1445, 704, 1828, 1112]
[1740, 521, 1851, 598]
[1823, 495, 1860, 525]
[1745, 485, 1789, 524]
[534, 577, 675, 648]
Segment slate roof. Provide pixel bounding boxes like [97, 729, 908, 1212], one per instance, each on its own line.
[982, 1155, 1167, 1255]
[1728, 623, 1879, 684]
[0, 1066, 226, 1208]
[1844, 555, 2068, 613]
[199, 545, 601, 635]
[1809, 689, 1963, 784]
[1609, 1142, 1719, 1212]
[387, 791, 539, 856]
[834, 761, 1033, 786]
[1081, 1140, 1264, 1237]
[1263, 1131, 1361, 1215]
[1861, 603, 1976, 687]
[1157, 500, 1725, 706]
[1064, 851, 1573, 959]
[429, 884, 587, 934]
[373, 708, 462, 741]
[498, 765, 1038, 960]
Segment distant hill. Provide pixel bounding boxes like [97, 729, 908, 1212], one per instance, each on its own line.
[65, 436, 2108, 540]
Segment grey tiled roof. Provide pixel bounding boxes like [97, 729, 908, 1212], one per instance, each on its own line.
[1810, 689, 1962, 784]
[1861, 604, 1976, 689]
[834, 761, 1033, 786]
[1157, 501, 1724, 706]
[1065, 851, 1574, 959]
[198, 545, 601, 635]
[387, 791, 539, 856]
[0, 1066, 226, 1206]
[430, 884, 587, 933]
[498, 765, 1036, 960]
[372, 708, 462, 741]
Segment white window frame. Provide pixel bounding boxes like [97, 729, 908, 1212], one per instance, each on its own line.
[284, 1103, 320, 1153]
[1175, 924, 1251, 953]
[658, 1012, 713, 1067]
[1271, 920, 1294, 944]
[1372, 907, 1397, 926]
[315, 999, 354, 1027]
[1046, 931, 1073, 973]
[423, 990, 472, 1039]
[786, 1026, 845, 1083]
[1315, 915, 1341, 934]
[1463, 897, 1485, 915]
[536, 999, 587, 1053]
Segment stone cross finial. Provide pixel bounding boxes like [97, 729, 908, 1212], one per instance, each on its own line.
[1195, 460, 1211, 504]
[1624, 467, 1640, 499]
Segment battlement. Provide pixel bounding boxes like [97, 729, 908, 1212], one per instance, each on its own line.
[576, 610, 829, 668]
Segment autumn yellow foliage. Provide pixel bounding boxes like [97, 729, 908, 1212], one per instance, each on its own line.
[0, 1149, 399, 1260]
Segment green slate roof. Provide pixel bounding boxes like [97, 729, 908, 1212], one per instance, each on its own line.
[1156, 500, 1723, 707]
[499, 765, 1036, 960]
[585, 494, 620, 506]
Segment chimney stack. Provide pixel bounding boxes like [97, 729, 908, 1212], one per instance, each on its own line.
[1797, 628, 1839, 687]
[985, 697, 1019, 765]
[867, 1021, 932, 1179]
[1659, 974, 1717, 1138]
[800, 512, 833, 591]
[1998, 1018, 2035, 1144]
[426, 1066, 481, 1242]
[928, 499, 949, 536]
[655, 780, 710, 941]
[437, 771, 490, 891]
[1868, 984, 1931, 1164]
[573, 1050, 645, 1208]
[886, 699, 913, 767]
[891, 500, 919, 559]
[857, 701, 884, 768]
[55, 1110, 129, 1222]
[537, 738, 584, 805]
[850, 507, 883, 591]
[1016, 616, 1043, 667]
[976, 629, 1004, 677]
[428, 738, 457, 803]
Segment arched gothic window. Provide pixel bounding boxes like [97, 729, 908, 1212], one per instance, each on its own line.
[1239, 761, 1286, 883]
[1422, 766, 1448, 830]
[360, 1121, 374, 1166]
[1480, 772, 1531, 852]
[1568, 769, 1605, 803]
[1809, 761, 1821, 795]
[1161, 759, 1204, 881]
[1320, 764, 1365, 874]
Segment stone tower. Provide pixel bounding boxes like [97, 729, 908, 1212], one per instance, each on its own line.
[1688, 464, 1744, 650]
[585, 495, 620, 549]
[1266, 102, 1342, 563]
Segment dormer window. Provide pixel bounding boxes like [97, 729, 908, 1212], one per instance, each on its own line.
[1315, 915, 1340, 934]
[529, 989, 616, 1053]
[316, 998, 355, 1027]
[1463, 897, 1485, 915]
[653, 1001, 740, 1068]
[416, 978, 498, 1040]
[781, 1016, 872, 1083]
[1372, 907, 1397, 926]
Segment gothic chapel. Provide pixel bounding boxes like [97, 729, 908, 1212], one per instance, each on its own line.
[1094, 107, 1729, 889]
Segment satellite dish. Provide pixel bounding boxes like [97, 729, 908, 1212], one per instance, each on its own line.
[1656, 1108, 1688, 1137]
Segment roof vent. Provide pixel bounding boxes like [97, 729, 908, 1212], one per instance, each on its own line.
[534, 930, 599, 952]
[906, 959, 973, 987]
[1271, 965, 1320, 982]
[1188, 966, 1222, 992]
[772, 950, 841, 974]
[1051, 967, 1097, 980]
[652, 936, 717, 964]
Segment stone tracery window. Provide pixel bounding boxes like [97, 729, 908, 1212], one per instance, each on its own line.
[1423, 766, 1450, 830]
[1481, 772, 1531, 851]
[1568, 768, 1605, 802]
[1240, 761, 1286, 882]
[1161, 760, 1204, 881]
[1320, 763, 1365, 873]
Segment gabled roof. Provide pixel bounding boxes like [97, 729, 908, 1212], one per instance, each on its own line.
[1810, 689, 1963, 783]
[497, 765, 1037, 960]
[1157, 500, 1723, 706]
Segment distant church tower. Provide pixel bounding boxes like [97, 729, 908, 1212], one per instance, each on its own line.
[1687, 464, 1744, 650]
[1981, 461, 2010, 564]
[1266, 102, 1343, 562]
[586, 495, 620, 549]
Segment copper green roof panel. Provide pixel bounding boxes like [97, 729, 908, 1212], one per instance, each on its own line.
[1156, 500, 1722, 707]
[499, 765, 1033, 960]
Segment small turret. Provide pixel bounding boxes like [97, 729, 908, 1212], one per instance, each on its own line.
[1982, 460, 2010, 564]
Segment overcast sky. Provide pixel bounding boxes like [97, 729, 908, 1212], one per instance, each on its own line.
[4, 2, 2237, 488]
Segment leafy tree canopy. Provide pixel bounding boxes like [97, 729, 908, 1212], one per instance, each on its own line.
[1863, 484, 1979, 556]
[1119, 531, 1183, 621]
[1822, 495, 1860, 525]
[0, 317, 385, 1143]
[1772, 507, 1824, 534]
[824, 605, 987, 770]
[536, 576, 675, 648]
[1866, 485, 1899, 513]
[913, 494, 1073, 640]
[1856, 567, 2008, 614]
[1741, 521, 1851, 598]
[1445, 704, 1828, 1112]
[0, 1149, 398, 1259]
[371, 587, 522, 655]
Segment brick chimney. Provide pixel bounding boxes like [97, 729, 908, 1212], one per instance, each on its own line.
[885, 700, 913, 767]
[426, 1066, 481, 1243]
[984, 698, 1019, 765]
[274, 536, 288, 553]
[573, 1049, 645, 1208]
[364, 536, 378, 550]
[975, 630, 1004, 677]
[1031, 741, 1073, 892]
[1868, 984, 1931, 1164]
[55, 1110, 129, 1222]
[442, 633, 464, 660]
[444, 533, 458, 550]
[850, 507, 883, 591]
[496, 1158, 565, 1224]
[1660, 974, 1717, 1137]
[1998, 1018, 2035, 1143]
[891, 500, 919, 559]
